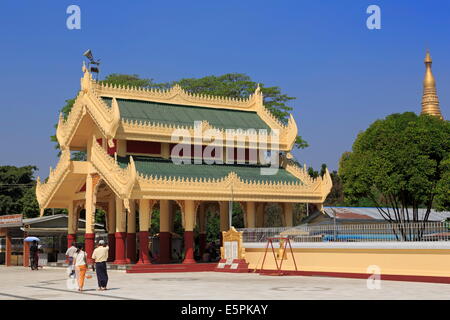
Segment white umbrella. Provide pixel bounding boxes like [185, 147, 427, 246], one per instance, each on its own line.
[24, 236, 40, 242]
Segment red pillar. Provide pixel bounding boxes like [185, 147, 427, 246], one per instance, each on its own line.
[182, 231, 196, 264]
[67, 234, 76, 248]
[107, 233, 115, 262]
[126, 233, 137, 263]
[199, 233, 207, 259]
[23, 241, 30, 267]
[5, 230, 11, 267]
[159, 232, 171, 264]
[137, 231, 151, 264]
[114, 232, 127, 264]
[85, 233, 95, 264]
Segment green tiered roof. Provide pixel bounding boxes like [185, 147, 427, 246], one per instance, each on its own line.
[102, 97, 271, 130]
[117, 156, 302, 184]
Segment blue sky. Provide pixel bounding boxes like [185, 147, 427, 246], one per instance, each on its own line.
[0, 0, 449, 176]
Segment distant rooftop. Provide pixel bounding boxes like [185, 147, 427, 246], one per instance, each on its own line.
[323, 207, 450, 222]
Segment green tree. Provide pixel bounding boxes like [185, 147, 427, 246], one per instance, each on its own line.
[150, 208, 160, 235]
[265, 203, 283, 227]
[19, 186, 41, 218]
[435, 157, 450, 211]
[305, 164, 345, 206]
[307, 167, 319, 179]
[231, 202, 244, 228]
[307, 163, 327, 179]
[205, 212, 220, 243]
[324, 171, 345, 206]
[0, 165, 39, 217]
[172, 73, 308, 149]
[293, 203, 308, 225]
[339, 112, 450, 239]
[100, 73, 168, 90]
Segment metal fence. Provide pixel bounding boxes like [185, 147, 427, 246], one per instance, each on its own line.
[238, 221, 450, 243]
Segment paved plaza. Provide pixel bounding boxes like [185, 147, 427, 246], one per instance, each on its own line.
[0, 266, 450, 300]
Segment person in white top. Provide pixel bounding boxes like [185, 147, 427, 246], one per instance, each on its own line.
[92, 240, 109, 291]
[73, 244, 88, 292]
[65, 243, 77, 277]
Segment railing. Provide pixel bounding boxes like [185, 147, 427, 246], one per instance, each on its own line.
[36, 149, 71, 209]
[90, 137, 136, 199]
[238, 222, 450, 243]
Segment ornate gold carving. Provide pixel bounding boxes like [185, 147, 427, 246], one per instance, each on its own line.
[56, 69, 121, 149]
[94, 81, 258, 111]
[220, 226, 245, 260]
[135, 167, 332, 203]
[91, 174, 101, 207]
[41, 68, 333, 211]
[36, 149, 71, 212]
[285, 162, 316, 185]
[90, 137, 136, 201]
[120, 117, 295, 150]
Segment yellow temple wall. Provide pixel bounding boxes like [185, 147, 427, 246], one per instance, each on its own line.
[244, 247, 450, 277]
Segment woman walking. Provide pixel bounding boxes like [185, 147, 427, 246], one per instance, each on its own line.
[74, 244, 88, 292]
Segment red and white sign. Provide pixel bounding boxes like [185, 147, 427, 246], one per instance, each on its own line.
[0, 214, 23, 227]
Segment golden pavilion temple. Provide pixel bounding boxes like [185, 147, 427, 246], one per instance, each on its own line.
[36, 64, 332, 265]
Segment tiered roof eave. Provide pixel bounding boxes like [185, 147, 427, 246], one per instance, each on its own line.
[35, 64, 331, 212]
[56, 65, 299, 151]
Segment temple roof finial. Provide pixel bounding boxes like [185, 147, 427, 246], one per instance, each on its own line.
[421, 50, 443, 119]
[425, 49, 432, 64]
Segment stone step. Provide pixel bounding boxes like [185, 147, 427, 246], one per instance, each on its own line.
[126, 263, 217, 273]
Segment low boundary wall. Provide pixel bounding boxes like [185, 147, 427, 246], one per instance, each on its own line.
[244, 242, 450, 282]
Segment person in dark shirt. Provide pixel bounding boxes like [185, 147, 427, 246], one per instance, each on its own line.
[29, 240, 39, 270]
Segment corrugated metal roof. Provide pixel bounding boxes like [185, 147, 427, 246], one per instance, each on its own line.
[22, 214, 104, 228]
[103, 97, 271, 130]
[324, 207, 450, 222]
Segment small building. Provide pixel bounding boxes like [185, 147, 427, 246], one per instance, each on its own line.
[0, 214, 104, 266]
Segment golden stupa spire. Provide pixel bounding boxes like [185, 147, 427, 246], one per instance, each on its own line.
[421, 50, 443, 119]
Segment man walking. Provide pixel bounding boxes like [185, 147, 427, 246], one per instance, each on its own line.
[91, 240, 109, 290]
[65, 242, 77, 277]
